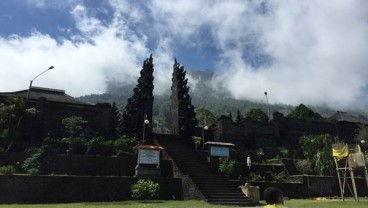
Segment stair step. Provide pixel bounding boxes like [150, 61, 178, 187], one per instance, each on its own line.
[156, 137, 255, 207]
[204, 195, 245, 199]
[208, 198, 250, 202]
[210, 201, 255, 206]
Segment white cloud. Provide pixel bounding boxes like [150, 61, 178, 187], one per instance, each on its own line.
[26, 0, 46, 8]
[1, 0, 368, 110]
[146, 0, 368, 110]
[0, 3, 150, 96]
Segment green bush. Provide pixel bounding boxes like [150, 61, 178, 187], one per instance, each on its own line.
[131, 179, 160, 200]
[86, 136, 108, 146]
[26, 168, 40, 176]
[299, 134, 341, 175]
[113, 136, 137, 152]
[192, 136, 202, 150]
[62, 136, 87, 145]
[249, 172, 264, 181]
[294, 159, 313, 174]
[278, 147, 289, 158]
[218, 158, 237, 179]
[271, 171, 287, 182]
[22, 146, 46, 172]
[0, 165, 16, 175]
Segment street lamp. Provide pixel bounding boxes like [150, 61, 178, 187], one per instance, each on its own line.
[264, 91, 270, 120]
[361, 140, 366, 154]
[247, 155, 252, 178]
[142, 114, 149, 144]
[247, 155, 251, 169]
[26, 66, 54, 102]
[202, 125, 209, 150]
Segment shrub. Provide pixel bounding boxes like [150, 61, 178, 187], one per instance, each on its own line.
[86, 136, 108, 146]
[26, 168, 39, 176]
[22, 146, 46, 172]
[249, 172, 264, 181]
[62, 136, 87, 145]
[278, 147, 289, 158]
[271, 171, 287, 182]
[61, 116, 87, 137]
[0, 165, 16, 175]
[294, 159, 313, 174]
[131, 179, 160, 200]
[299, 134, 341, 175]
[113, 136, 137, 152]
[245, 108, 269, 122]
[192, 136, 201, 145]
[218, 158, 237, 179]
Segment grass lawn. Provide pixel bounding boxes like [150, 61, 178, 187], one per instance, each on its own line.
[284, 198, 368, 208]
[0, 201, 227, 208]
[0, 198, 367, 208]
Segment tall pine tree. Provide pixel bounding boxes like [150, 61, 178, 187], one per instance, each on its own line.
[120, 55, 154, 143]
[108, 102, 119, 139]
[170, 59, 198, 139]
[236, 110, 243, 122]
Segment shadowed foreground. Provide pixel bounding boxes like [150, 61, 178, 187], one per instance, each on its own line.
[0, 198, 367, 208]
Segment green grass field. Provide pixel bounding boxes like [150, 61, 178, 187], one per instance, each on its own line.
[0, 198, 367, 208]
[284, 198, 368, 208]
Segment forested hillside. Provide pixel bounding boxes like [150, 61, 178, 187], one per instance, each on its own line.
[77, 70, 357, 133]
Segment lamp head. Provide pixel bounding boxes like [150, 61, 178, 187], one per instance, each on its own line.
[144, 119, 149, 124]
[48, 66, 54, 70]
[204, 126, 209, 130]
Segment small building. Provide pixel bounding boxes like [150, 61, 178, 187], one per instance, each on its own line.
[0, 86, 112, 141]
[328, 111, 368, 125]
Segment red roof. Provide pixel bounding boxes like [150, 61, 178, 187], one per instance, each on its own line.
[205, 141, 235, 147]
[134, 144, 165, 150]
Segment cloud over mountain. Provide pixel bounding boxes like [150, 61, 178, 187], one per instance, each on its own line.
[0, 0, 367, 110]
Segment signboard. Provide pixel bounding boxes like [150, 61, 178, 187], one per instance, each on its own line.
[138, 149, 160, 164]
[210, 146, 230, 157]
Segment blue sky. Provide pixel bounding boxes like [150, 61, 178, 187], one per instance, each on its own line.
[0, 0, 368, 110]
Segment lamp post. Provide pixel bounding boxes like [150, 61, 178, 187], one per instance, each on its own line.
[202, 125, 209, 150]
[264, 91, 270, 120]
[26, 66, 54, 102]
[361, 139, 366, 154]
[142, 114, 149, 144]
[247, 155, 251, 177]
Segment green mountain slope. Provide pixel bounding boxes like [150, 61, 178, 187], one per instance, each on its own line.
[77, 70, 363, 132]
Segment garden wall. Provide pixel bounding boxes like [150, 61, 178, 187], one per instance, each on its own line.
[0, 152, 173, 177]
[0, 175, 183, 203]
[40, 154, 136, 176]
[248, 175, 368, 199]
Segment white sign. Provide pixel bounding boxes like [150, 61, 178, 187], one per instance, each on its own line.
[138, 149, 160, 164]
[210, 146, 230, 157]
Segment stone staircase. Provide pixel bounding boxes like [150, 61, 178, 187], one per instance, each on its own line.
[156, 135, 255, 207]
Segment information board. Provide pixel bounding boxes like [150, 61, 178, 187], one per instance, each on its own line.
[210, 146, 230, 157]
[138, 149, 160, 164]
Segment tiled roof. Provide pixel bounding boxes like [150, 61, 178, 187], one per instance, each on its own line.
[204, 141, 235, 147]
[328, 111, 368, 124]
[0, 86, 91, 106]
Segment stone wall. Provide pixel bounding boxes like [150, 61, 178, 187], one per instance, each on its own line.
[215, 114, 361, 150]
[20, 100, 112, 141]
[0, 175, 183, 203]
[1, 152, 173, 177]
[247, 176, 368, 199]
